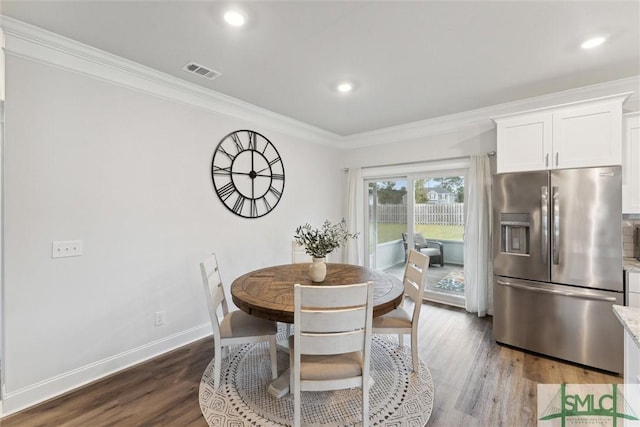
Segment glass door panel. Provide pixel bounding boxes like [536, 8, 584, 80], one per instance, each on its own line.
[412, 175, 465, 307]
[366, 179, 407, 273]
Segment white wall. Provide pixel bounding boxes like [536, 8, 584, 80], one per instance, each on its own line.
[2, 16, 637, 416]
[2, 54, 342, 413]
[342, 125, 497, 169]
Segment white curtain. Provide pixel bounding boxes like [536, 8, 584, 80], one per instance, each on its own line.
[464, 156, 492, 317]
[343, 168, 363, 265]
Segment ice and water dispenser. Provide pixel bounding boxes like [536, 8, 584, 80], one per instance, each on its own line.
[500, 213, 530, 255]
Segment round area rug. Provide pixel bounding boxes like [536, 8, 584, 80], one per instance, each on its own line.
[199, 334, 434, 426]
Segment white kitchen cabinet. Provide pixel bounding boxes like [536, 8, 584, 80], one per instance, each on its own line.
[623, 112, 640, 214]
[615, 306, 640, 404]
[493, 93, 631, 174]
[624, 328, 640, 407]
[495, 112, 552, 173]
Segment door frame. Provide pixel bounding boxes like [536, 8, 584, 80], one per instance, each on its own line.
[361, 160, 470, 308]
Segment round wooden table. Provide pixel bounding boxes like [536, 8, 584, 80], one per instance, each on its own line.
[231, 263, 404, 324]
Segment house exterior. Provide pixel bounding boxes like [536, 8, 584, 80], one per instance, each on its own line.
[426, 187, 454, 204]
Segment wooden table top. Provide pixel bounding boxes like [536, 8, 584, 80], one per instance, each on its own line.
[231, 263, 405, 323]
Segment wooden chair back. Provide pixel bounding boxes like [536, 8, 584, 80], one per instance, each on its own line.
[199, 253, 228, 341]
[294, 282, 373, 354]
[403, 248, 430, 324]
[292, 281, 374, 426]
[291, 241, 312, 263]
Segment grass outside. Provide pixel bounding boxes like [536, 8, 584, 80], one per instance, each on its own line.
[376, 223, 464, 243]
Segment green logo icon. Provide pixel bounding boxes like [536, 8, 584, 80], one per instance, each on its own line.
[539, 384, 639, 426]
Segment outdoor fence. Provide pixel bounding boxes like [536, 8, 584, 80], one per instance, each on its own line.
[374, 203, 464, 225]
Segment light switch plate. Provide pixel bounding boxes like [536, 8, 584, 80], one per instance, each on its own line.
[52, 240, 83, 258]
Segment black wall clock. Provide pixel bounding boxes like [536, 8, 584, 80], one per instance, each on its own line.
[211, 130, 285, 218]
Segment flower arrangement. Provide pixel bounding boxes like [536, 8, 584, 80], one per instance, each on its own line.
[294, 219, 359, 259]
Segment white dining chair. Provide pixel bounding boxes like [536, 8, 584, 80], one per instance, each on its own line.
[291, 241, 312, 263]
[200, 253, 278, 388]
[288, 241, 312, 336]
[372, 248, 429, 372]
[290, 281, 374, 427]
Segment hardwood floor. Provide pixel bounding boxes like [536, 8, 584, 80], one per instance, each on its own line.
[2, 302, 621, 426]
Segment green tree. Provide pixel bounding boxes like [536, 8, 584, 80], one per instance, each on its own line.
[431, 176, 464, 203]
[376, 181, 406, 204]
[414, 179, 428, 203]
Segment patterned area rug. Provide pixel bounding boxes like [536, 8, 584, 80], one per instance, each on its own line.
[434, 269, 464, 293]
[199, 334, 434, 427]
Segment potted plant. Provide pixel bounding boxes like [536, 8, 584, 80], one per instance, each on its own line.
[294, 219, 359, 282]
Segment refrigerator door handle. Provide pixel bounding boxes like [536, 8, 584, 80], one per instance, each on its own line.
[552, 186, 560, 265]
[541, 186, 548, 264]
[496, 280, 617, 302]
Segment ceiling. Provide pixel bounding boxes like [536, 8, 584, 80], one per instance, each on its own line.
[2, 1, 639, 136]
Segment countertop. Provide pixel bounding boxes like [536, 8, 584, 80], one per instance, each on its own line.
[624, 257, 640, 272]
[613, 305, 640, 348]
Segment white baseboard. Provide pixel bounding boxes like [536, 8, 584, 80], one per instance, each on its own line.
[1, 323, 211, 417]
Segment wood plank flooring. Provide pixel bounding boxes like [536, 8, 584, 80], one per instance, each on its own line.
[1, 302, 621, 426]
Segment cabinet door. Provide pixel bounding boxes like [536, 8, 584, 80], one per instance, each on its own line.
[625, 330, 640, 386]
[496, 112, 552, 173]
[629, 293, 640, 308]
[623, 113, 640, 214]
[553, 102, 623, 169]
[628, 271, 640, 293]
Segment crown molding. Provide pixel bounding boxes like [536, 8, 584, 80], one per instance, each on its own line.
[1, 15, 637, 151]
[0, 15, 340, 147]
[342, 75, 639, 149]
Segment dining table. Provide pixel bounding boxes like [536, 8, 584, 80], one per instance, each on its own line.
[230, 262, 405, 398]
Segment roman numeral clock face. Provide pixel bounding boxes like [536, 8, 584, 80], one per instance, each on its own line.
[211, 130, 285, 218]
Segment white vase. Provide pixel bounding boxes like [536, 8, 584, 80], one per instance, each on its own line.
[309, 257, 327, 282]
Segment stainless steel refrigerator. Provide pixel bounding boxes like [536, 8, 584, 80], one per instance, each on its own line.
[493, 166, 623, 373]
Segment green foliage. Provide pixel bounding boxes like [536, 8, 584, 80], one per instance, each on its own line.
[414, 179, 428, 203]
[431, 176, 465, 202]
[374, 181, 407, 204]
[294, 219, 359, 258]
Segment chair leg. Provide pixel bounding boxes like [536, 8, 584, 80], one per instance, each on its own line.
[269, 336, 278, 380]
[362, 376, 370, 427]
[398, 333, 404, 347]
[411, 332, 419, 372]
[293, 365, 301, 427]
[213, 342, 222, 389]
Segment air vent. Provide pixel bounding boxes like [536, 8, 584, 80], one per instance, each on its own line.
[182, 61, 221, 80]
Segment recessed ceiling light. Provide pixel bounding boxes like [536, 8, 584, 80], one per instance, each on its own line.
[224, 10, 245, 27]
[337, 82, 353, 93]
[581, 36, 606, 49]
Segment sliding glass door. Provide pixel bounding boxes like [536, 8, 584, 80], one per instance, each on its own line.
[365, 170, 466, 308]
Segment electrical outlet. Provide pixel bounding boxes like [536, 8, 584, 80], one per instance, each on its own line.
[154, 311, 166, 326]
[52, 240, 83, 258]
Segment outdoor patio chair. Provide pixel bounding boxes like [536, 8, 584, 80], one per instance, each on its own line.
[401, 232, 444, 266]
